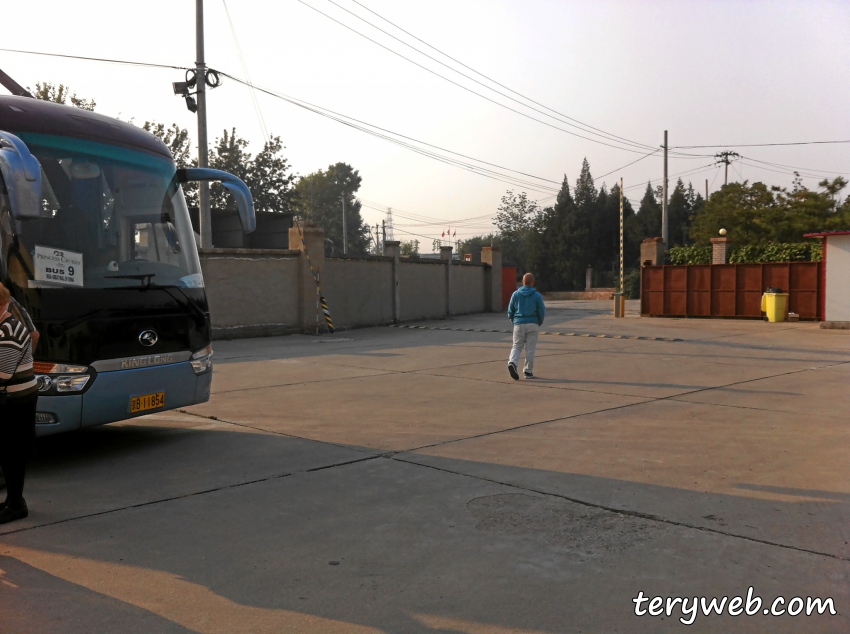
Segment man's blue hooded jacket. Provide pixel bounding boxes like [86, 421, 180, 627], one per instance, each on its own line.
[508, 286, 545, 325]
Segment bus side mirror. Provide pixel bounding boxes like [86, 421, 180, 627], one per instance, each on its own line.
[0, 131, 42, 219]
[177, 168, 256, 233]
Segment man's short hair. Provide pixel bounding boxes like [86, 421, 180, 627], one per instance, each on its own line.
[522, 273, 535, 286]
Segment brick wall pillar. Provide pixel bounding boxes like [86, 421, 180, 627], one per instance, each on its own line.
[481, 246, 502, 312]
[441, 246, 453, 317]
[289, 222, 325, 333]
[711, 237, 731, 264]
[384, 240, 401, 323]
[641, 237, 665, 266]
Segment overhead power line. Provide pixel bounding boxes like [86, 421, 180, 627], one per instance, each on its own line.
[350, 0, 664, 154]
[739, 156, 849, 177]
[218, 71, 560, 194]
[0, 47, 190, 71]
[296, 0, 667, 156]
[675, 140, 850, 149]
[325, 0, 656, 152]
[222, 0, 269, 143]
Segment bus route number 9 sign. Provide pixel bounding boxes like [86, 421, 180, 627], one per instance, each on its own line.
[34, 245, 84, 287]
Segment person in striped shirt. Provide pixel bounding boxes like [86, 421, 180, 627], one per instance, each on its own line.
[0, 281, 38, 524]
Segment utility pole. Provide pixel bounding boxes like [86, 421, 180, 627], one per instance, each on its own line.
[382, 220, 387, 255]
[715, 151, 740, 185]
[662, 130, 668, 248]
[619, 177, 624, 294]
[341, 192, 347, 255]
[196, 0, 211, 249]
[705, 178, 709, 201]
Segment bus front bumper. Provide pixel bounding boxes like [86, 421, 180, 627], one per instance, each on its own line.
[35, 362, 212, 437]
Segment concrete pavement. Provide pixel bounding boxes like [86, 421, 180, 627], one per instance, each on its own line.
[1, 301, 848, 632]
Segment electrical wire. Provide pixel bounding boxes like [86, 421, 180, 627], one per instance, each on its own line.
[217, 71, 560, 194]
[740, 156, 849, 177]
[738, 158, 835, 181]
[623, 163, 718, 191]
[675, 140, 850, 149]
[350, 0, 666, 154]
[594, 149, 660, 180]
[325, 0, 656, 152]
[296, 0, 665, 156]
[222, 0, 269, 143]
[0, 47, 190, 70]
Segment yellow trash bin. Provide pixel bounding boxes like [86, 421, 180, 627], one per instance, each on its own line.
[761, 292, 789, 322]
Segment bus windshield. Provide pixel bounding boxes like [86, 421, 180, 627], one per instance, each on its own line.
[11, 133, 202, 290]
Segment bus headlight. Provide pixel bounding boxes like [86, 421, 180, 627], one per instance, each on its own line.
[36, 375, 54, 391]
[190, 345, 213, 375]
[55, 375, 90, 392]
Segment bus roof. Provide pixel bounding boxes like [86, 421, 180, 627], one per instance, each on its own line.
[0, 95, 172, 160]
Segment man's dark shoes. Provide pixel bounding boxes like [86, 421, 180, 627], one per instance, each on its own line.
[508, 363, 519, 380]
[0, 498, 28, 524]
[524, 371, 534, 379]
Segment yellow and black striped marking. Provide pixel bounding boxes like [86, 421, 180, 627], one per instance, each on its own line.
[320, 296, 335, 333]
[389, 324, 681, 342]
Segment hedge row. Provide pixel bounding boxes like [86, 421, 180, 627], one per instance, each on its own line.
[666, 243, 823, 266]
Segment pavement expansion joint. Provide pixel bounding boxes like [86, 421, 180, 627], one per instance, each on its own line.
[389, 324, 682, 342]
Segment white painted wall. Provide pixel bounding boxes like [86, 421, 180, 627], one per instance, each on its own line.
[825, 235, 850, 321]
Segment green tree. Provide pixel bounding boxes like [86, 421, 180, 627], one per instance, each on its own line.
[207, 128, 297, 214]
[143, 121, 198, 206]
[690, 181, 779, 245]
[29, 81, 96, 110]
[400, 239, 420, 255]
[494, 190, 541, 272]
[457, 234, 500, 263]
[294, 163, 370, 255]
[143, 121, 192, 167]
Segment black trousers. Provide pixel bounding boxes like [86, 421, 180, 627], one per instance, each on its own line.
[0, 395, 37, 504]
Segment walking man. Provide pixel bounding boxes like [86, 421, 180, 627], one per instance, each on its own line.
[507, 273, 545, 380]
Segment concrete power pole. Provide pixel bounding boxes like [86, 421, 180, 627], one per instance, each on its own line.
[661, 130, 668, 248]
[196, 0, 211, 249]
[619, 177, 624, 294]
[706, 178, 709, 201]
[341, 193, 347, 255]
[715, 151, 740, 185]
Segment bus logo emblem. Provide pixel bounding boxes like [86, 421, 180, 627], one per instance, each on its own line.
[139, 330, 158, 347]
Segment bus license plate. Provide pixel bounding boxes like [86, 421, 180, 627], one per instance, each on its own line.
[130, 392, 166, 413]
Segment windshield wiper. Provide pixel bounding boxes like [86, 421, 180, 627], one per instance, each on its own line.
[104, 274, 206, 326]
[105, 273, 156, 288]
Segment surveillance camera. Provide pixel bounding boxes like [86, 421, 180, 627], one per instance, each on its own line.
[172, 81, 192, 96]
[184, 95, 198, 113]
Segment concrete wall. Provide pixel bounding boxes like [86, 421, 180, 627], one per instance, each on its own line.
[399, 260, 446, 321]
[200, 229, 502, 339]
[451, 264, 486, 315]
[323, 257, 394, 328]
[200, 249, 301, 338]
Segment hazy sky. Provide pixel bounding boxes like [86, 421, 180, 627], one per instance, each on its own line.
[3, 0, 849, 245]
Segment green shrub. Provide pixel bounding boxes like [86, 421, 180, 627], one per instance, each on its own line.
[666, 245, 711, 265]
[728, 242, 822, 263]
[666, 242, 822, 265]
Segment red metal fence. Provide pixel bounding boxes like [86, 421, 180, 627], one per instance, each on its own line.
[502, 266, 518, 309]
[641, 262, 822, 319]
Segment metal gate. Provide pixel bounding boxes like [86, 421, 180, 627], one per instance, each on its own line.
[641, 262, 822, 319]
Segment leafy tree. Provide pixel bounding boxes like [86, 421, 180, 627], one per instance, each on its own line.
[143, 122, 192, 167]
[29, 81, 96, 110]
[294, 163, 370, 255]
[494, 190, 541, 272]
[400, 239, 419, 255]
[206, 128, 297, 214]
[457, 234, 499, 263]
